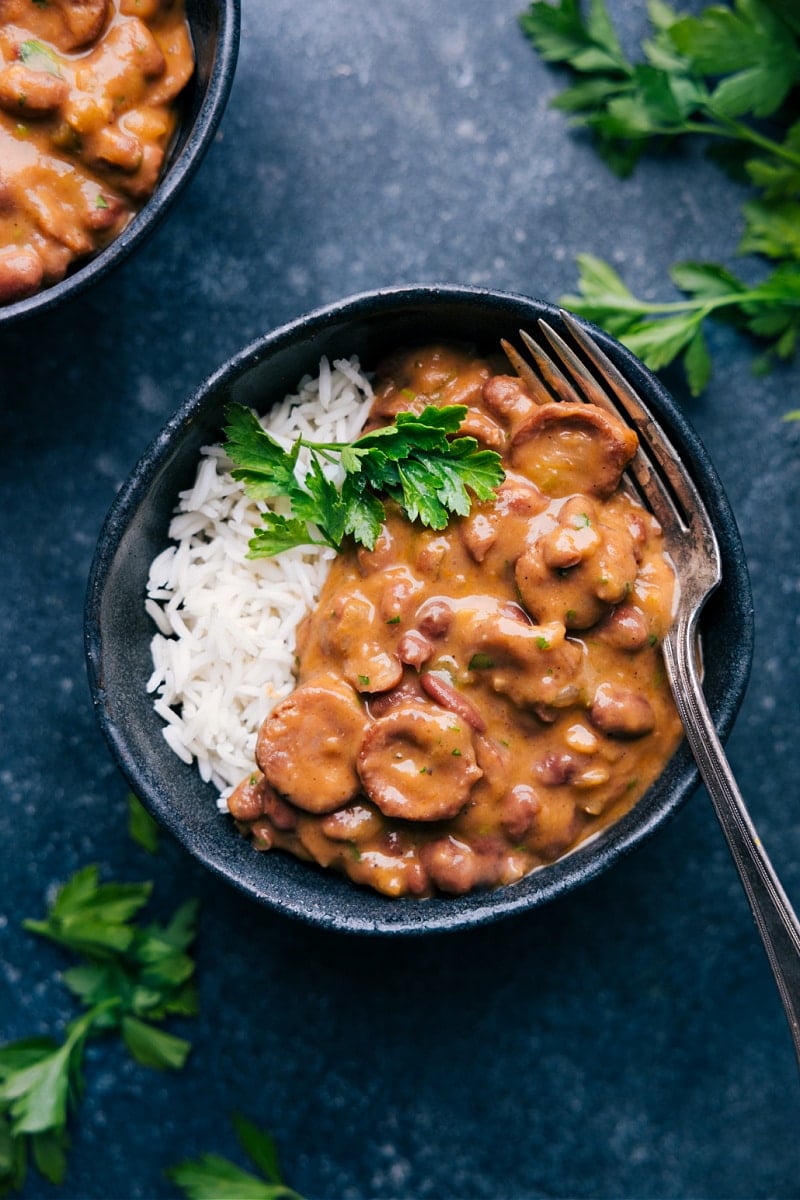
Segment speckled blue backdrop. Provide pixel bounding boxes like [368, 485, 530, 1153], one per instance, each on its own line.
[1, 2, 799, 1198]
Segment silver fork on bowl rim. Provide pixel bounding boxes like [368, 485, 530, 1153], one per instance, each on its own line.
[507, 311, 800, 1069]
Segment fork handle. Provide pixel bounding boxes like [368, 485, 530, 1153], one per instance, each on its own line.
[664, 616, 800, 1068]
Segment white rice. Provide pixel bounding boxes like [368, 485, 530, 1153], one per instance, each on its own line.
[145, 357, 374, 806]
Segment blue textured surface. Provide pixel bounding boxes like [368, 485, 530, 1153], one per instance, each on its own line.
[1, 2, 799, 1197]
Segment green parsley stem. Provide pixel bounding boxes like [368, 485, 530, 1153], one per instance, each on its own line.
[683, 115, 800, 168]
[600, 290, 799, 318]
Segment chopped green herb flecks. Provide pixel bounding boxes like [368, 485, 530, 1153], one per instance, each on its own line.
[468, 653, 494, 670]
[19, 39, 62, 75]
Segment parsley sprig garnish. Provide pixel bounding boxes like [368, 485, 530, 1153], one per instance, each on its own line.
[167, 1114, 304, 1199]
[519, 0, 800, 396]
[223, 402, 505, 557]
[0, 864, 199, 1194]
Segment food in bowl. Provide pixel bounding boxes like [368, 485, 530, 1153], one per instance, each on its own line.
[0, 0, 194, 304]
[146, 340, 684, 899]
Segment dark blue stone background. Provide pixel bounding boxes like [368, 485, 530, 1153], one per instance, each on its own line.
[1, 2, 799, 1197]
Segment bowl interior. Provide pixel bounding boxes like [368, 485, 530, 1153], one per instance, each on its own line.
[0, 0, 241, 327]
[85, 285, 754, 934]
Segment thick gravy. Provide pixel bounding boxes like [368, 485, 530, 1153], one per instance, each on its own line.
[227, 344, 684, 898]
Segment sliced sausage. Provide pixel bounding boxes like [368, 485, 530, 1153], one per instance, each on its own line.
[59, 0, 110, 48]
[319, 587, 403, 694]
[511, 402, 638, 498]
[482, 374, 539, 432]
[256, 673, 367, 813]
[0, 63, 69, 113]
[358, 703, 482, 821]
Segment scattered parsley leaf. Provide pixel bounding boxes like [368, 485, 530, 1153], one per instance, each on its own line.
[120, 1016, 190, 1071]
[231, 1115, 286, 1186]
[22, 865, 152, 959]
[1, 868, 201, 1192]
[127, 792, 160, 854]
[0, 1003, 114, 1194]
[22, 870, 199, 1053]
[224, 403, 505, 557]
[520, 0, 800, 395]
[561, 251, 800, 393]
[167, 1115, 303, 1200]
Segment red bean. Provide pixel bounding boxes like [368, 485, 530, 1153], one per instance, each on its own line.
[500, 784, 542, 841]
[420, 672, 487, 732]
[420, 836, 480, 895]
[534, 752, 578, 786]
[590, 683, 655, 737]
[366, 676, 425, 718]
[415, 597, 452, 638]
[598, 604, 650, 651]
[0, 246, 44, 304]
[396, 630, 434, 669]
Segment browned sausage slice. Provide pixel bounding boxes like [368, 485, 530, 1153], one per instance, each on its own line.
[55, 0, 110, 49]
[358, 703, 482, 821]
[510, 402, 638, 498]
[256, 673, 367, 813]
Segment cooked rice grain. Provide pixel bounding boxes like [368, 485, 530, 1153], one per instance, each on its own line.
[145, 358, 374, 800]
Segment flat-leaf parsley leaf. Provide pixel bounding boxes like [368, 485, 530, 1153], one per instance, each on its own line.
[167, 1114, 304, 1200]
[519, 0, 800, 394]
[223, 403, 505, 557]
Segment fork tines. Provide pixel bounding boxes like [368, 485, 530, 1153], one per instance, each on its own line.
[515, 313, 698, 536]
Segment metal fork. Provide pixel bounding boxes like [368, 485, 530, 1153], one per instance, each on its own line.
[509, 311, 800, 1069]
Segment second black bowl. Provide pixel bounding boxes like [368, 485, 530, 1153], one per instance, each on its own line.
[0, 0, 241, 327]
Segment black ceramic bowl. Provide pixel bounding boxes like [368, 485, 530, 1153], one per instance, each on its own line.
[85, 285, 754, 935]
[0, 0, 240, 327]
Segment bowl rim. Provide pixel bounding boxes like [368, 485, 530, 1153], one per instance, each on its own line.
[0, 0, 242, 328]
[85, 283, 755, 935]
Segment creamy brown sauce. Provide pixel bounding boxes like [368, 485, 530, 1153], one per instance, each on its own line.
[228, 344, 684, 898]
[0, 0, 193, 304]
